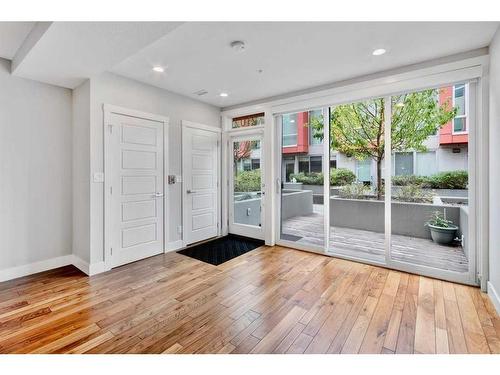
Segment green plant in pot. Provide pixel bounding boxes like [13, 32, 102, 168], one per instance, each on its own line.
[426, 210, 458, 245]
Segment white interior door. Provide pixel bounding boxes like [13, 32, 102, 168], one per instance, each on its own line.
[229, 133, 264, 240]
[183, 126, 220, 245]
[106, 112, 165, 268]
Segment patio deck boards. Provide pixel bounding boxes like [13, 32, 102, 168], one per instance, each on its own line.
[282, 212, 469, 273]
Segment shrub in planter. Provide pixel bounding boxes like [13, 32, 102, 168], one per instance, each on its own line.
[392, 175, 430, 187]
[393, 184, 434, 203]
[330, 168, 356, 186]
[427, 170, 468, 189]
[426, 210, 458, 245]
[290, 172, 323, 185]
[235, 169, 261, 192]
[339, 183, 371, 199]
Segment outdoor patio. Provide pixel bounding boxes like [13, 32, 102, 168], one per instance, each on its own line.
[281, 206, 469, 273]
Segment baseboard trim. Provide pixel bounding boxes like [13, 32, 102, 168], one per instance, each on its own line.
[0, 255, 73, 282]
[166, 240, 184, 252]
[487, 281, 500, 315]
[72, 255, 90, 275]
[89, 261, 108, 275]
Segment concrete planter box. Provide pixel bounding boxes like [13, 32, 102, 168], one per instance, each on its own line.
[330, 197, 463, 240]
[281, 189, 313, 220]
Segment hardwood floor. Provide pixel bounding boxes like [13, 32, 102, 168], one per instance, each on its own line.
[0, 245, 499, 354]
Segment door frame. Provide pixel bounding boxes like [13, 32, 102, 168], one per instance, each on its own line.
[227, 129, 265, 240]
[181, 120, 222, 247]
[103, 104, 169, 270]
[272, 77, 485, 287]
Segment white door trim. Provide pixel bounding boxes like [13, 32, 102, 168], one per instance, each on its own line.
[181, 123, 222, 246]
[182, 120, 222, 133]
[103, 104, 169, 271]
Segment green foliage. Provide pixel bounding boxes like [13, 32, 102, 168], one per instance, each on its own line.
[393, 185, 434, 203]
[330, 168, 356, 186]
[338, 183, 371, 199]
[289, 172, 323, 185]
[427, 210, 455, 228]
[310, 89, 457, 198]
[392, 175, 430, 187]
[391, 171, 468, 189]
[427, 170, 468, 189]
[234, 169, 261, 192]
[290, 168, 356, 186]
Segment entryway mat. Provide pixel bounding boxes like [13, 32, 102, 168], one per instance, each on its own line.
[177, 234, 265, 265]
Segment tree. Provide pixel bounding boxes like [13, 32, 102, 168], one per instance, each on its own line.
[310, 89, 457, 199]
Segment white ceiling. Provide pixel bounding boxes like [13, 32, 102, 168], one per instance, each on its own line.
[111, 22, 499, 107]
[2, 22, 498, 107]
[0, 22, 35, 59]
[10, 22, 182, 88]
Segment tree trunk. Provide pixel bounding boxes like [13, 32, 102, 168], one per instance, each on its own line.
[376, 158, 382, 200]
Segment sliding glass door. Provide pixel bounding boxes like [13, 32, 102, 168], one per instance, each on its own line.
[278, 110, 325, 251]
[276, 80, 477, 285]
[327, 98, 386, 264]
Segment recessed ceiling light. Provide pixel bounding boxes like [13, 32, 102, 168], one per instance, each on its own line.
[220, 92, 229, 97]
[372, 48, 386, 56]
[152, 66, 165, 73]
[230, 40, 246, 53]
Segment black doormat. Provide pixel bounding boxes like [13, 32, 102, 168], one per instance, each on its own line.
[177, 235, 264, 265]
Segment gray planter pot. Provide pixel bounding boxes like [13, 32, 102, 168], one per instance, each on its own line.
[427, 223, 458, 245]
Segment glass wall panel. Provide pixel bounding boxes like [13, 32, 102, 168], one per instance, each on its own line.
[280, 109, 325, 248]
[390, 85, 470, 274]
[328, 99, 386, 263]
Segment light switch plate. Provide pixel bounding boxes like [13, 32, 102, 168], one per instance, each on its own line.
[93, 172, 104, 183]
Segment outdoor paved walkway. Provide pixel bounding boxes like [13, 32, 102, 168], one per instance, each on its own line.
[282, 209, 468, 273]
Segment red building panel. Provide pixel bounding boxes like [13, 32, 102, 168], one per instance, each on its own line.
[283, 111, 309, 154]
[439, 86, 468, 145]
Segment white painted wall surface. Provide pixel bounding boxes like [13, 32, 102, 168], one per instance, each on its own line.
[88, 72, 220, 264]
[72, 80, 91, 263]
[488, 27, 500, 311]
[0, 58, 72, 270]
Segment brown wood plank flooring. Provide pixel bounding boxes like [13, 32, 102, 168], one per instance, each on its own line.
[0, 246, 498, 354]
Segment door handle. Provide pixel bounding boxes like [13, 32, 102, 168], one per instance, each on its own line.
[187, 190, 197, 194]
[154, 192, 164, 198]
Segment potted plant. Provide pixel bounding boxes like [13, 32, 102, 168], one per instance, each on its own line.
[426, 210, 458, 245]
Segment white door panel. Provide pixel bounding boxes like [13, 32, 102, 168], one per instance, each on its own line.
[107, 113, 164, 268]
[183, 127, 219, 245]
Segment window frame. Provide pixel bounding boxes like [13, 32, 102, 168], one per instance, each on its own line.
[452, 83, 468, 135]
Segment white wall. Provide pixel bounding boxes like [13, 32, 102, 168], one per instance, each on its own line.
[72, 80, 91, 263]
[88, 72, 220, 265]
[0, 58, 72, 271]
[489, 27, 500, 311]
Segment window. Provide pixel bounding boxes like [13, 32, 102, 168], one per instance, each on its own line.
[453, 84, 467, 133]
[394, 152, 414, 176]
[251, 159, 260, 170]
[232, 113, 264, 129]
[330, 158, 337, 169]
[416, 152, 437, 176]
[310, 156, 322, 173]
[243, 159, 251, 171]
[283, 157, 295, 182]
[356, 159, 372, 182]
[308, 109, 323, 145]
[298, 156, 309, 173]
[282, 113, 298, 146]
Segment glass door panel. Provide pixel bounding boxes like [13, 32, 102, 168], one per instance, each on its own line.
[279, 110, 325, 249]
[229, 135, 264, 239]
[388, 84, 474, 284]
[328, 98, 386, 264]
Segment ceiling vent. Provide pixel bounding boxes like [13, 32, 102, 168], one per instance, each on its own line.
[193, 89, 208, 96]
